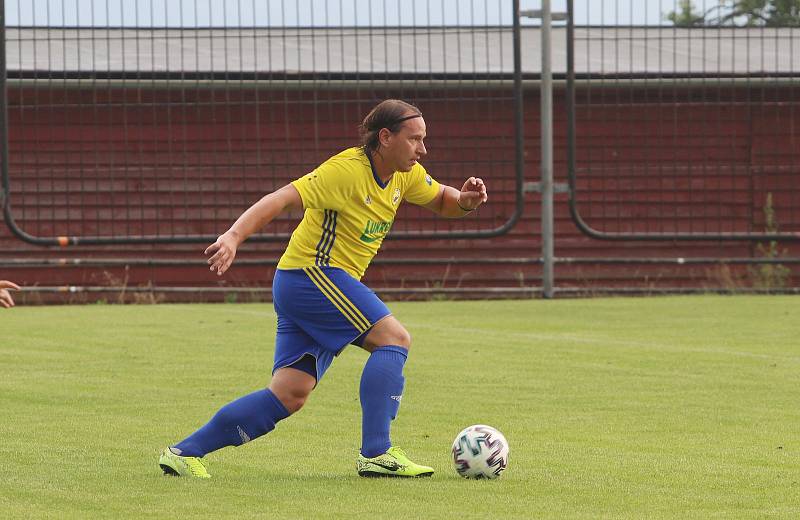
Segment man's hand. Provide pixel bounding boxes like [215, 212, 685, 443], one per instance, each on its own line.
[204, 231, 241, 276]
[457, 177, 488, 211]
[0, 280, 20, 308]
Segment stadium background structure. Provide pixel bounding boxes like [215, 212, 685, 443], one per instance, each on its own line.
[1, 6, 799, 301]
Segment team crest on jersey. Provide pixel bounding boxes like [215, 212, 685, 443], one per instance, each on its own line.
[365, 195, 372, 205]
[425, 174, 432, 186]
[392, 188, 401, 205]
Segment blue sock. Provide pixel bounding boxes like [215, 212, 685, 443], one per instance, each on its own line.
[173, 389, 289, 457]
[360, 345, 408, 458]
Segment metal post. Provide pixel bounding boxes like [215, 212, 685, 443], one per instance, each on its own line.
[540, 0, 555, 298]
[512, 0, 526, 285]
[521, 4, 566, 298]
[0, 1, 9, 221]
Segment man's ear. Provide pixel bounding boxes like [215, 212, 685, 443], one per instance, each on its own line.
[378, 127, 393, 147]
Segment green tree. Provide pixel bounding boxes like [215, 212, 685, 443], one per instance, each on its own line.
[666, 0, 800, 26]
[666, 0, 706, 26]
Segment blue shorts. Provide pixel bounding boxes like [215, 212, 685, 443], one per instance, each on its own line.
[272, 267, 391, 382]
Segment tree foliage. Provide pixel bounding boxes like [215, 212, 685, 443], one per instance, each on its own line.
[666, 0, 800, 26]
[666, 0, 706, 26]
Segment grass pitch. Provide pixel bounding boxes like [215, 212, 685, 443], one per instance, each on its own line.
[1, 296, 798, 519]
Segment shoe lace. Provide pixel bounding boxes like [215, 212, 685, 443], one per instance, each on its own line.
[388, 446, 408, 459]
[185, 457, 209, 477]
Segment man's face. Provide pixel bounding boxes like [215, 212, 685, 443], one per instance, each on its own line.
[381, 116, 427, 172]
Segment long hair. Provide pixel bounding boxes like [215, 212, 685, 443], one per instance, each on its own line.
[358, 99, 422, 154]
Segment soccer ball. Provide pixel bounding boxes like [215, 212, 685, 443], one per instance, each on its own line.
[451, 424, 509, 479]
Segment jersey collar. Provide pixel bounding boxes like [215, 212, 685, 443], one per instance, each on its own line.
[366, 151, 390, 189]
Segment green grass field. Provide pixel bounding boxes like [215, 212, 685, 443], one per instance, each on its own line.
[1, 296, 798, 519]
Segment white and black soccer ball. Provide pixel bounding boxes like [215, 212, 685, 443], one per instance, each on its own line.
[451, 424, 509, 479]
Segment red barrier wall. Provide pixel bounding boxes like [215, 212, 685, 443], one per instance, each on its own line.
[2, 85, 798, 302]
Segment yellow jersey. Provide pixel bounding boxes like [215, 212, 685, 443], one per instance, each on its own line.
[277, 147, 441, 279]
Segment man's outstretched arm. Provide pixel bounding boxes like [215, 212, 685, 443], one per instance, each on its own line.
[422, 177, 488, 218]
[0, 280, 20, 308]
[205, 184, 303, 276]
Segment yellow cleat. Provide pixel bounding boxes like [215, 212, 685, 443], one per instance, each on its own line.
[357, 446, 434, 478]
[159, 448, 211, 479]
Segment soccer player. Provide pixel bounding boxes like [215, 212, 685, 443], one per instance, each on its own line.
[159, 99, 488, 479]
[0, 280, 20, 308]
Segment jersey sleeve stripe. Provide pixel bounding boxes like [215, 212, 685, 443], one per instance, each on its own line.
[314, 209, 331, 266]
[304, 267, 371, 331]
[315, 209, 335, 267]
[320, 211, 338, 266]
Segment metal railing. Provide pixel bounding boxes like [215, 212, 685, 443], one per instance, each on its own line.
[0, 0, 526, 246]
[565, 0, 800, 242]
